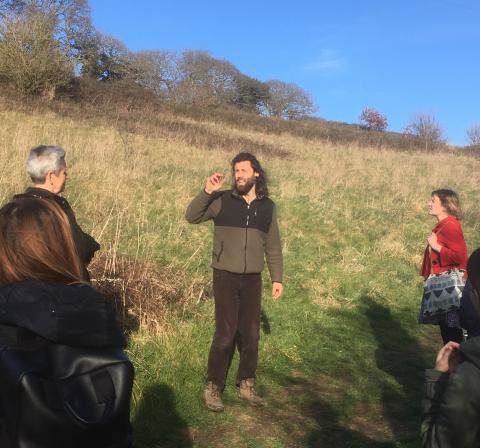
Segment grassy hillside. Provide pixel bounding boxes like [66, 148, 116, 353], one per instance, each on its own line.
[1, 104, 479, 448]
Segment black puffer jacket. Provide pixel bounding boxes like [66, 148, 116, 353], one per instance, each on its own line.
[0, 280, 125, 349]
[13, 187, 100, 266]
[460, 281, 480, 339]
[422, 336, 480, 447]
[0, 281, 127, 447]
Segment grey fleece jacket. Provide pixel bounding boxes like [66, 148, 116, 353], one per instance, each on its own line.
[185, 189, 283, 283]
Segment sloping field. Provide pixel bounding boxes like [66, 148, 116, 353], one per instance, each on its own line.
[1, 107, 480, 447]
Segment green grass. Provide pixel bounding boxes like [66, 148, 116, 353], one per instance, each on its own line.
[2, 107, 480, 447]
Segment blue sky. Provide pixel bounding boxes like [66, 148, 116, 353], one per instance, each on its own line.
[89, 0, 479, 145]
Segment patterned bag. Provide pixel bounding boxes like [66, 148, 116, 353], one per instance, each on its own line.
[421, 269, 465, 319]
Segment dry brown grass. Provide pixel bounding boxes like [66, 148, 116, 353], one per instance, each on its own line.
[90, 253, 209, 334]
[0, 79, 458, 153]
[1, 99, 479, 317]
[0, 82, 291, 158]
[2, 82, 480, 446]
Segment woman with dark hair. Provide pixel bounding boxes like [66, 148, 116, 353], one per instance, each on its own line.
[421, 248, 480, 448]
[0, 198, 129, 447]
[419, 189, 468, 344]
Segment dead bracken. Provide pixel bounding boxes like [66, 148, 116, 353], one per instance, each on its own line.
[89, 254, 210, 334]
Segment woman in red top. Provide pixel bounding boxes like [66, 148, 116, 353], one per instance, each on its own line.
[419, 189, 468, 344]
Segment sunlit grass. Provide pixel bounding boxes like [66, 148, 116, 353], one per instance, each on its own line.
[1, 106, 480, 447]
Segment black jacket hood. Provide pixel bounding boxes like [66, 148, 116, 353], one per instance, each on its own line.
[0, 280, 125, 349]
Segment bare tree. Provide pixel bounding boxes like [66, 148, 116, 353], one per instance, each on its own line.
[466, 124, 480, 146]
[0, 9, 73, 97]
[82, 33, 134, 81]
[264, 79, 316, 119]
[230, 75, 269, 113]
[0, 0, 26, 18]
[129, 50, 179, 99]
[0, 0, 94, 62]
[404, 113, 445, 151]
[173, 50, 241, 106]
[359, 107, 388, 131]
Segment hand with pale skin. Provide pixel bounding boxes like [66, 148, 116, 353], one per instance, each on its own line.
[434, 341, 461, 373]
[272, 282, 283, 301]
[427, 232, 442, 253]
[205, 172, 225, 194]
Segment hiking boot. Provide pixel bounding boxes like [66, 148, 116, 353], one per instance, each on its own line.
[204, 382, 224, 412]
[239, 378, 264, 406]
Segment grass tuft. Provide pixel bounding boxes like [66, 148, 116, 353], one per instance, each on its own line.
[90, 254, 210, 334]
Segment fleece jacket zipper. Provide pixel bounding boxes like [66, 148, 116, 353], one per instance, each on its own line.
[244, 203, 250, 273]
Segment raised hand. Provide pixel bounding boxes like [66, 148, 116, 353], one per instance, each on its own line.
[205, 173, 225, 194]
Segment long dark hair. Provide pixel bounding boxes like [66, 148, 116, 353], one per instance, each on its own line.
[0, 198, 84, 286]
[231, 152, 269, 198]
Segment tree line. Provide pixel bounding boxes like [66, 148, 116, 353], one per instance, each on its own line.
[359, 107, 480, 150]
[1, 1, 478, 146]
[0, 0, 316, 119]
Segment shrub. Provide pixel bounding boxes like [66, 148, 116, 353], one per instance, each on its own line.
[90, 254, 209, 334]
[404, 113, 445, 151]
[467, 124, 480, 146]
[359, 107, 388, 131]
[0, 11, 73, 98]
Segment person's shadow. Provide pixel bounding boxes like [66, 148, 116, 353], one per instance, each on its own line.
[363, 295, 431, 443]
[262, 369, 383, 448]
[260, 308, 271, 334]
[133, 383, 192, 448]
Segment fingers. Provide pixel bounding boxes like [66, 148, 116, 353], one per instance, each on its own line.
[205, 172, 225, 193]
[435, 341, 461, 372]
[437, 342, 459, 359]
[272, 283, 283, 301]
[210, 172, 224, 183]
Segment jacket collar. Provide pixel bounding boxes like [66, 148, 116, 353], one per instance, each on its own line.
[23, 186, 58, 200]
[15, 187, 68, 207]
[231, 189, 265, 201]
[432, 215, 457, 232]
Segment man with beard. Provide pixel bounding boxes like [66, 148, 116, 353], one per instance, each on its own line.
[186, 152, 283, 412]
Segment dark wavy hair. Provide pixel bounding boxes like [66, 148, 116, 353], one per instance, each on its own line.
[231, 152, 268, 198]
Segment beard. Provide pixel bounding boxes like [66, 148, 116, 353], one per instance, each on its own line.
[235, 175, 257, 195]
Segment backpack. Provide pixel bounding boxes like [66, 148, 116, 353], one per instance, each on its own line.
[0, 343, 134, 448]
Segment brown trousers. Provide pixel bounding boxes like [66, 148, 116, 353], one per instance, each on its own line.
[207, 269, 262, 390]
